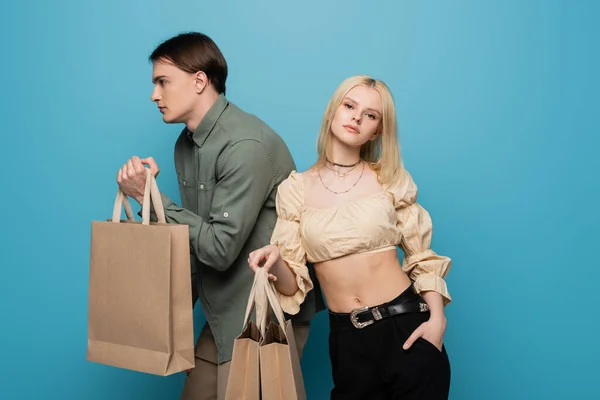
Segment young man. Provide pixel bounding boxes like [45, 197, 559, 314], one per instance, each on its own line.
[116, 32, 324, 400]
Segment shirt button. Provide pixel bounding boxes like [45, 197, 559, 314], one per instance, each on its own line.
[200, 184, 204, 190]
[223, 212, 229, 218]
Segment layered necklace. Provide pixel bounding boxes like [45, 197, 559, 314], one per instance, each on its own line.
[318, 158, 365, 195]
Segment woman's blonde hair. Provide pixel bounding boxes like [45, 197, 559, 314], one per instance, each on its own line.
[315, 75, 403, 187]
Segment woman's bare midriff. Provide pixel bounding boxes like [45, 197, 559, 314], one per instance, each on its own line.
[314, 248, 412, 313]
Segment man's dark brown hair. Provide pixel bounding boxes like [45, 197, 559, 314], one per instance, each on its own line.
[150, 32, 228, 94]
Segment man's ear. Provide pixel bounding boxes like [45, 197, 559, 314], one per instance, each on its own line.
[194, 71, 208, 94]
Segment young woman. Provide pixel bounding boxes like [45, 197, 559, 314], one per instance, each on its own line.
[248, 75, 452, 399]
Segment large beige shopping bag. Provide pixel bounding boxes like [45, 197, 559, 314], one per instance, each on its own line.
[224, 270, 269, 400]
[257, 269, 307, 400]
[87, 169, 195, 376]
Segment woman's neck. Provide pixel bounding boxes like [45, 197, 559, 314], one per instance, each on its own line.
[327, 139, 361, 166]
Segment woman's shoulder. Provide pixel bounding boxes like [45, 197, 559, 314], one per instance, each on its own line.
[298, 166, 319, 179]
[285, 167, 322, 189]
[383, 167, 419, 208]
[276, 170, 306, 210]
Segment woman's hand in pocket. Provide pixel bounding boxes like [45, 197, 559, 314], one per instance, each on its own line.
[403, 315, 446, 352]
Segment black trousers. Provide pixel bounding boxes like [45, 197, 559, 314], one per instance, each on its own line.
[328, 288, 451, 399]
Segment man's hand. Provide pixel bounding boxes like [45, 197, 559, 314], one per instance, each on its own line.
[141, 156, 160, 178]
[117, 156, 160, 205]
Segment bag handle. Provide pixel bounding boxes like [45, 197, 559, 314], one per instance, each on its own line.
[111, 169, 166, 225]
[113, 191, 135, 222]
[145, 170, 167, 224]
[254, 268, 289, 338]
[240, 268, 269, 334]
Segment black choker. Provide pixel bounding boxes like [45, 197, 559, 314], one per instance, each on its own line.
[326, 158, 361, 168]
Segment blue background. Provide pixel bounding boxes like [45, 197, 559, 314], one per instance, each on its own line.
[1, 0, 598, 399]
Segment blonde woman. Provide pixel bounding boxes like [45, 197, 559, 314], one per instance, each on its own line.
[248, 75, 452, 399]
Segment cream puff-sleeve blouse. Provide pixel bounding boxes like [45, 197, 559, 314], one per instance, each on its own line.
[270, 168, 452, 315]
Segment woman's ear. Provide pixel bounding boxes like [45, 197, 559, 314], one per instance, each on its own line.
[370, 129, 381, 141]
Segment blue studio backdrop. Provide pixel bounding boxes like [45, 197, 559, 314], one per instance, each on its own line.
[1, 1, 598, 399]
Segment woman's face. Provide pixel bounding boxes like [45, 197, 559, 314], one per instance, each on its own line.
[330, 85, 383, 149]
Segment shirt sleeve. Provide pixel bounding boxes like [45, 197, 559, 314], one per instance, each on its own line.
[269, 171, 314, 315]
[392, 169, 452, 305]
[155, 139, 277, 272]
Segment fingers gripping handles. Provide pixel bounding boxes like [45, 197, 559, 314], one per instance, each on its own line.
[242, 268, 290, 341]
[112, 169, 166, 225]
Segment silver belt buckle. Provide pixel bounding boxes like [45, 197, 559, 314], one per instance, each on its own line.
[350, 306, 383, 329]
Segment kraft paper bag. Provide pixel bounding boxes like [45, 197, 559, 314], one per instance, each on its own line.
[224, 270, 267, 400]
[258, 269, 306, 400]
[87, 169, 195, 376]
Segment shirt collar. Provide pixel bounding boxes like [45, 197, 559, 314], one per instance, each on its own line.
[188, 93, 229, 147]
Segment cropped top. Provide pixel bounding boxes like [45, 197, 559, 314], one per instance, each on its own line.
[270, 168, 452, 315]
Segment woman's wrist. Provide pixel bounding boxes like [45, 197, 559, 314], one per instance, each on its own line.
[420, 291, 446, 322]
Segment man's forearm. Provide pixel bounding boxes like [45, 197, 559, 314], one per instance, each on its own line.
[157, 194, 246, 271]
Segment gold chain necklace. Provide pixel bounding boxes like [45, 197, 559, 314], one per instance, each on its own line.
[318, 161, 365, 195]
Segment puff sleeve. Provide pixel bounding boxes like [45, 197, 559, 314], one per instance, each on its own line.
[269, 171, 314, 314]
[391, 169, 452, 305]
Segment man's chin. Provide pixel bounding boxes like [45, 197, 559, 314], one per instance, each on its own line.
[161, 114, 178, 124]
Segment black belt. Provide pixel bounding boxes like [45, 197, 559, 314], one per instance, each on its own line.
[329, 285, 430, 329]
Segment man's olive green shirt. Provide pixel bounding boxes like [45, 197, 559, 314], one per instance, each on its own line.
[156, 94, 324, 364]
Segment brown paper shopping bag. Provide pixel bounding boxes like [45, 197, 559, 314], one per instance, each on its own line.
[224, 270, 269, 400]
[257, 269, 307, 400]
[87, 170, 195, 376]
